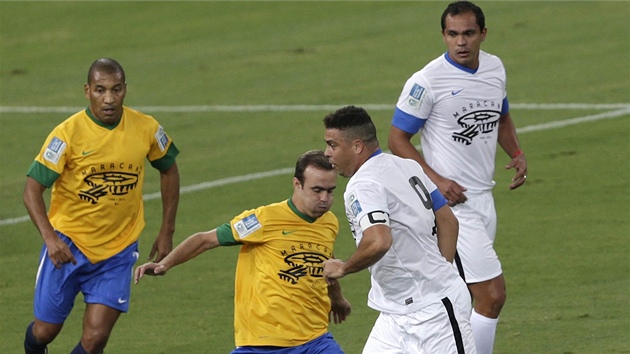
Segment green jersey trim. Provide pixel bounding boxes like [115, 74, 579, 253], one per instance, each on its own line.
[88, 106, 179, 171]
[85, 107, 121, 129]
[216, 223, 242, 246]
[150, 143, 179, 171]
[287, 198, 316, 223]
[26, 160, 60, 188]
[216, 198, 318, 246]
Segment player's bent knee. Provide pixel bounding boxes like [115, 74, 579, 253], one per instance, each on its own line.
[81, 329, 111, 352]
[32, 321, 63, 344]
[484, 283, 506, 310]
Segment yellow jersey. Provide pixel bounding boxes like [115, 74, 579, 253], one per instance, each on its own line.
[27, 107, 178, 263]
[216, 198, 339, 347]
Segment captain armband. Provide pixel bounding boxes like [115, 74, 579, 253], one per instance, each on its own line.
[359, 211, 390, 231]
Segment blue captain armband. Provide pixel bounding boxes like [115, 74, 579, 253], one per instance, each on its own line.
[391, 108, 427, 134]
[431, 190, 448, 211]
[502, 97, 510, 115]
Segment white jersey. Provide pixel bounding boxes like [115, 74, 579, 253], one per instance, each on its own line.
[344, 151, 465, 315]
[392, 51, 509, 192]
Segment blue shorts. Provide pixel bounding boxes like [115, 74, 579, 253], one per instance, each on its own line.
[33, 231, 139, 324]
[231, 333, 344, 354]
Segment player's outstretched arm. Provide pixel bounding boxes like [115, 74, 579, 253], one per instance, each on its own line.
[134, 229, 219, 284]
[324, 224, 392, 283]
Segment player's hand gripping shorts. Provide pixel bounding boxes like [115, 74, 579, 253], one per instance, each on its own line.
[33, 231, 139, 324]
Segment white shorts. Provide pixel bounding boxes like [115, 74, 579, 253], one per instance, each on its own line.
[452, 191, 502, 283]
[362, 282, 476, 354]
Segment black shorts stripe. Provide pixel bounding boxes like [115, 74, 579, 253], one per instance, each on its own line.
[453, 251, 474, 304]
[454, 251, 466, 282]
[441, 297, 466, 354]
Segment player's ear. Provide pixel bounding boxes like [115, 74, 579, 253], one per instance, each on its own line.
[292, 177, 302, 190]
[353, 139, 364, 154]
[83, 83, 90, 99]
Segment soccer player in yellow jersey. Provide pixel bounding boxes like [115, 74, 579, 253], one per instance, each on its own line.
[23, 58, 180, 354]
[135, 150, 351, 354]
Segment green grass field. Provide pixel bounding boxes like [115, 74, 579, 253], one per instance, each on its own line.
[1, 1, 628, 353]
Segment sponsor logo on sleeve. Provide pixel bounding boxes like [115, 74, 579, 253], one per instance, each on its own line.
[348, 191, 362, 217]
[43, 137, 66, 164]
[406, 83, 426, 109]
[155, 126, 170, 151]
[234, 214, 261, 239]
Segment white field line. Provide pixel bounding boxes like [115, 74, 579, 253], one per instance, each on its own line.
[1, 104, 628, 227]
[0, 103, 629, 114]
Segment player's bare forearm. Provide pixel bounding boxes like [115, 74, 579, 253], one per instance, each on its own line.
[498, 113, 523, 160]
[388, 127, 436, 177]
[388, 127, 466, 203]
[497, 113, 527, 189]
[159, 162, 180, 235]
[136, 230, 220, 283]
[497, 112, 520, 153]
[151, 162, 180, 261]
[160, 230, 220, 269]
[331, 224, 392, 277]
[24, 177, 76, 267]
[23, 177, 55, 240]
[498, 113, 528, 189]
[435, 205, 459, 263]
[327, 276, 345, 302]
[325, 271, 352, 323]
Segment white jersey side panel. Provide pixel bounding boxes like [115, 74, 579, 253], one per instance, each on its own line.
[344, 153, 464, 314]
[395, 51, 507, 192]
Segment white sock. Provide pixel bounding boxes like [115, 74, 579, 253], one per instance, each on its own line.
[470, 309, 498, 354]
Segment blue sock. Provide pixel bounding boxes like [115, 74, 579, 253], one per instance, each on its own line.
[70, 342, 89, 354]
[24, 322, 48, 354]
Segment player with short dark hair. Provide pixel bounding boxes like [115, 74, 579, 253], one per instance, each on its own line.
[23, 57, 180, 354]
[323, 105, 476, 353]
[135, 150, 351, 354]
[388, 2, 528, 353]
